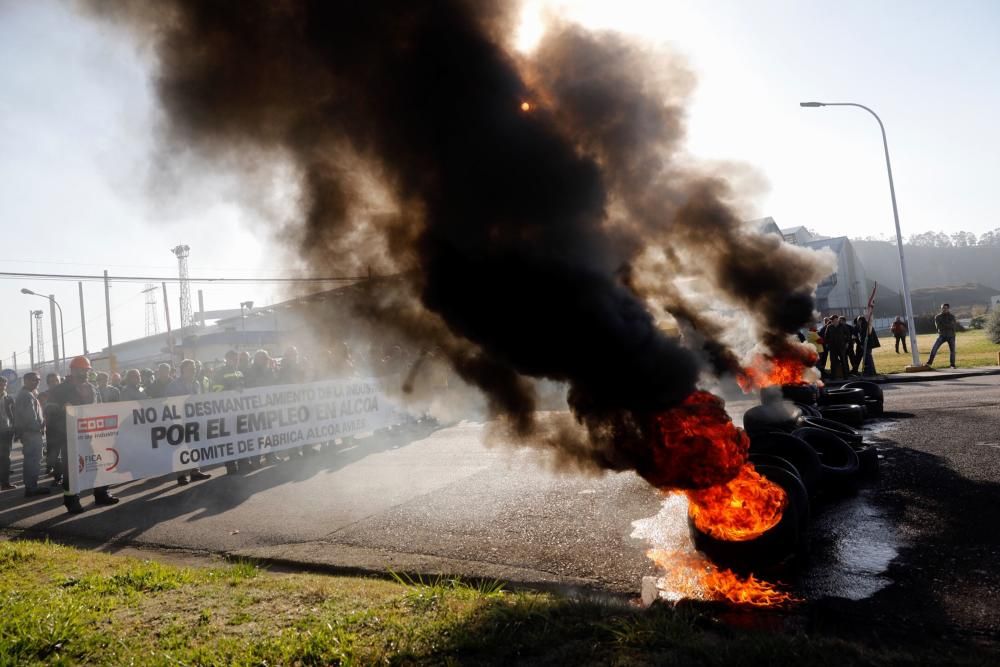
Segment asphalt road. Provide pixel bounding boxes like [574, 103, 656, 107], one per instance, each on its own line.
[2, 373, 999, 648]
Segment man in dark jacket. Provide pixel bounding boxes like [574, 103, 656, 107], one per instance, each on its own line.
[824, 316, 850, 380]
[213, 351, 249, 473]
[42, 372, 62, 477]
[119, 369, 145, 401]
[166, 359, 211, 485]
[927, 303, 958, 368]
[0, 377, 16, 491]
[890, 316, 908, 353]
[855, 314, 880, 377]
[14, 372, 48, 496]
[48, 357, 118, 513]
[145, 363, 173, 399]
[816, 316, 832, 376]
[96, 372, 121, 403]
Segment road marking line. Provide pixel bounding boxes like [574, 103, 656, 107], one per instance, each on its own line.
[974, 442, 1000, 450]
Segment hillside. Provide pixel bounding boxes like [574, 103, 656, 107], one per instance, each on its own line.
[909, 283, 1000, 316]
[853, 241, 1000, 292]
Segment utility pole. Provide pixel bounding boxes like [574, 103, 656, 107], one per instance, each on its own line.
[197, 289, 205, 326]
[171, 244, 193, 328]
[104, 270, 113, 350]
[143, 284, 160, 337]
[28, 311, 35, 369]
[78, 281, 88, 354]
[49, 295, 60, 373]
[33, 310, 45, 366]
[162, 282, 175, 361]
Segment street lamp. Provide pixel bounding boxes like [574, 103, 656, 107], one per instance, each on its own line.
[21, 288, 66, 373]
[799, 101, 923, 370]
[240, 301, 254, 333]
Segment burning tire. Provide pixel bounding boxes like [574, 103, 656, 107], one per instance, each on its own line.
[689, 463, 808, 569]
[748, 455, 812, 529]
[819, 387, 866, 406]
[795, 416, 863, 445]
[818, 403, 866, 428]
[791, 427, 860, 491]
[741, 404, 800, 435]
[748, 432, 823, 498]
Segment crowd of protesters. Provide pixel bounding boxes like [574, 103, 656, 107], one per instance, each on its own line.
[810, 302, 960, 378]
[812, 313, 881, 380]
[1, 341, 439, 514]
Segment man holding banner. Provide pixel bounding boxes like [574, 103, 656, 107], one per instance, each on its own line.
[49, 356, 119, 513]
[857, 283, 880, 377]
[166, 359, 212, 485]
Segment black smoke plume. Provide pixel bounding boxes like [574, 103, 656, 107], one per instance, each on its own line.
[85, 1, 831, 485]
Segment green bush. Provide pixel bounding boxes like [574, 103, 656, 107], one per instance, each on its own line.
[986, 309, 1000, 344]
[970, 315, 987, 329]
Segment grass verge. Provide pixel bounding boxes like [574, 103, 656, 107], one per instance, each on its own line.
[871, 329, 999, 374]
[0, 539, 990, 666]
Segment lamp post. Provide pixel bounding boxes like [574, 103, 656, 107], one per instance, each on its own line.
[800, 101, 922, 369]
[240, 301, 254, 334]
[21, 289, 66, 373]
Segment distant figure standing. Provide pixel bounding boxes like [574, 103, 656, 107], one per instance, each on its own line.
[926, 303, 958, 368]
[0, 377, 16, 491]
[824, 315, 850, 380]
[166, 359, 211, 485]
[890, 316, 908, 354]
[13, 373, 48, 497]
[96, 372, 121, 403]
[855, 314, 880, 377]
[816, 316, 832, 376]
[119, 369, 145, 401]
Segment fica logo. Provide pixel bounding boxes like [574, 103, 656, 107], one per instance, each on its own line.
[78, 448, 120, 474]
[77, 415, 119, 433]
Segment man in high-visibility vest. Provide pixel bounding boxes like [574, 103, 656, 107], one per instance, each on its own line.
[212, 350, 246, 474]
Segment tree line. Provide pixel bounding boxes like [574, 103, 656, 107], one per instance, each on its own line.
[852, 228, 1000, 247]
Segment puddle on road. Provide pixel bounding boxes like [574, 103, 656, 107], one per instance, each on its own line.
[795, 487, 899, 601]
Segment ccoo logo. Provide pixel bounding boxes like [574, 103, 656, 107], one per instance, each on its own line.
[77, 415, 119, 433]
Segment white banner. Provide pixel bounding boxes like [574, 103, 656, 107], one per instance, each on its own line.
[66, 378, 402, 493]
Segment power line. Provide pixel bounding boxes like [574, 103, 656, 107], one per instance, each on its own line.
[0, 270, 365, 284]
[0, 257, 295, 273]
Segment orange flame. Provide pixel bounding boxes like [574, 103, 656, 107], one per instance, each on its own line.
[737, 354, 814, 393]
[647, 548, 799, 607]
[686, 464, 788, 541]
[702, 568, 798, 606]
[645, 391, 797, 607]
[649, 391, 749, 490]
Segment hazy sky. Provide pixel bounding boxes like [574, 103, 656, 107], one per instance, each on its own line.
[2, 0, 999, 370]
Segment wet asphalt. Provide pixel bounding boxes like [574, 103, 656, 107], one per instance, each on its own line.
[1, 373, 999, 650]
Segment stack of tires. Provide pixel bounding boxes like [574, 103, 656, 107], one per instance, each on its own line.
[714, 381, 884, 567]
[742, 380, 882, 486]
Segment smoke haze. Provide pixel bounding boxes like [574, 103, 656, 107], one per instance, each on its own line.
[83, 0, 833, 487]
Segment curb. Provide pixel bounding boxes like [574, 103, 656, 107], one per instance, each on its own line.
[0, 527, 628, 599]
[824, 367, 1000, 387]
